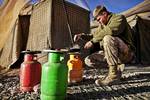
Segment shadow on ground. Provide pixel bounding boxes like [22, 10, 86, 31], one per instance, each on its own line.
[67, 72, 150, 100]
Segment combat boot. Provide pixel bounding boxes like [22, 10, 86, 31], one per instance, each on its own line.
[95, 65, 121, 86]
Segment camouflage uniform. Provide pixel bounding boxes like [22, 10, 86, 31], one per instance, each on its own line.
[84, 13, 135, 68]
[85, 35, 134, 68]
[77, 5, 135, 85]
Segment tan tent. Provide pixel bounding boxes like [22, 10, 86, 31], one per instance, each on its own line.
[0, 0, 90, 70]
[121, 0, 150, 20]
[26, 0, 90, 64]
[0, 0, 31, 70]
[121, 0, 150, 64]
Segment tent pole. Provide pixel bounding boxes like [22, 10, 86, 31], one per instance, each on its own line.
[62, 0, 74, 47]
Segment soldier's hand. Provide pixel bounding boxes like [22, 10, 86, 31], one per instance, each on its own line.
[84, 41, 93, 49]
[74, 33, 85, 42]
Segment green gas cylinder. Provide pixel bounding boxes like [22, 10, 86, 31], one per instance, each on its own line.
[40, 50, 68, 100]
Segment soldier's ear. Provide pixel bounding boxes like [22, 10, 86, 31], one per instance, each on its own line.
[102, 11, 108, 17]
[102, 12, 106, 15]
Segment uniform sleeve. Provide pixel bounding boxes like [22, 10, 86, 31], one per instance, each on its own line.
[81, 33, 93, 41]
[91, 15, 126, 43]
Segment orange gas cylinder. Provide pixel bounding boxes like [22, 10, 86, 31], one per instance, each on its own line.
[67, 52, 83, 83]
[20, 51, 41, 92]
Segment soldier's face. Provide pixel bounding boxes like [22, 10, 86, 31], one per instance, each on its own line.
[96, 12, 108, 25]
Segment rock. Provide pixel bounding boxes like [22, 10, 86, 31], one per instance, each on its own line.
[33, 84, 40, 94]
[0, 83, 3, 87]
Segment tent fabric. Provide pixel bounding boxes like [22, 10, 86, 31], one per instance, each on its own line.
[26, 0, 52, 63]
[129, 16, 150, 64]
[0, 0, 31, 70]
[0, 0, 30, 50]
[51, 0, 90, 59]
[26, 0, 90, 63]
[122, 0, 150, 64]
[137, 17, 150, 64]
[0, 0, 90, 70]
[26, 0, 52, 50]
[121, 0, 150, 18]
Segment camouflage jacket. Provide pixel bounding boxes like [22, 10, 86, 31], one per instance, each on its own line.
[89, 13, 135, 51]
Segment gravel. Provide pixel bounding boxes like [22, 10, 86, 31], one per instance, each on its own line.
[0, 67, 150, 100]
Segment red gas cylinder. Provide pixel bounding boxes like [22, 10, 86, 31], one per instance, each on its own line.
[20, 51, 41, 92]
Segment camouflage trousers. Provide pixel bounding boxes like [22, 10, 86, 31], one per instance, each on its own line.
[85, 35, 134, 68]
